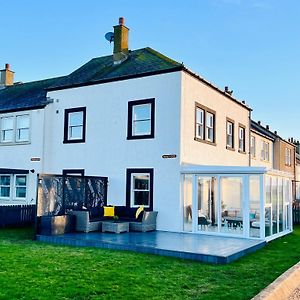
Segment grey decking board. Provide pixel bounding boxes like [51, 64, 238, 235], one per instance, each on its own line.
[36, 230, 265, 264]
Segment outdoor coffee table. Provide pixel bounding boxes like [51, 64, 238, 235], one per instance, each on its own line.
[101, 221, 129, 234]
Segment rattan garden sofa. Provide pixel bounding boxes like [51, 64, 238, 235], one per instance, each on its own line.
[69, 210, 101, 233]
[129, 211, 158, 232]
[70, 207, 158, 233]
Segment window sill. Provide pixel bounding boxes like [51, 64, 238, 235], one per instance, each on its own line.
[226, 146, 235, 151]
[0, 141, 31, 146]
[63, 139, 85, 144]
[238, 150, 246, 154]
[0, 198, 26, 202]
[127, 134, 154, 140]
[194, 137, 216, 146]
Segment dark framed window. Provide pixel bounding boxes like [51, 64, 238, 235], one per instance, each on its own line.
[126, 168, 153, 210]
[194, 103, 216, 145]
[63, 107, 86, 144]
[238, 124, 246, 153]
[226, 118, 235, 150]
[62, 169, 85, 176]
[127, 98, 155, 140]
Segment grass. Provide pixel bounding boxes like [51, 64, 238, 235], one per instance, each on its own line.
[0, 227, 300, 300]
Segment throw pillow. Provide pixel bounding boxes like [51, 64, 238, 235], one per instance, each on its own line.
[135, 205, 144, 219]
[104, 206, 114, 217]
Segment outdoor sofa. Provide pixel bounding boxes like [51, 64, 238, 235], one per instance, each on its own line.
[70, 206, 158, 233]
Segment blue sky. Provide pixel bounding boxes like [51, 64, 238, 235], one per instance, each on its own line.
[1, 0, 299, 139]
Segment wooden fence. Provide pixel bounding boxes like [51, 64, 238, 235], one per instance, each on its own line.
[293, 201, 300, 225]
[0, 205, 36, 228]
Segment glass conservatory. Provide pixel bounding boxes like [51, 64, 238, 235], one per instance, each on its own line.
[181, 166, 293, 241]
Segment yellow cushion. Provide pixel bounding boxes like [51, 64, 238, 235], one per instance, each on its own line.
[104, 206, 114, 217]
[135, 205, 144, 219]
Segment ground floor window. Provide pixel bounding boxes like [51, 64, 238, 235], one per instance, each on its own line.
[0, 174, 27, 201]
[126, 168, 153, 210]
[0, 175, 11, 198]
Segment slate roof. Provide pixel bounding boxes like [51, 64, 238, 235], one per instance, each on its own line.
[48, 47, 182, 90]
[0, 76, 64, 113]
[48, 47, 250, 110]
[0, 47, 250, 113]
[251, 120, 277, 141]
[251, 120, 295, 146]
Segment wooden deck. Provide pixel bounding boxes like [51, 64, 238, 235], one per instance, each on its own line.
[36, 231, 265, 264]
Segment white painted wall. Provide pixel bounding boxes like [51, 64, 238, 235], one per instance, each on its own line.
[0, 109, 45, 205]
[180, 72, 251, 166]
[45, 72, 183, 231]
[250, 130, 273, 169]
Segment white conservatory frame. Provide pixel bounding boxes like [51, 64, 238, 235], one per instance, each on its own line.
[181, 165, 293, 241]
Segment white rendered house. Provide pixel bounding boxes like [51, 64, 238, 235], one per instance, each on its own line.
[0, 19, 293, 241]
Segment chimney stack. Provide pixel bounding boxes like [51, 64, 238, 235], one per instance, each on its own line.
[113, 17, 129, 64]
[0, 63, 14, 87]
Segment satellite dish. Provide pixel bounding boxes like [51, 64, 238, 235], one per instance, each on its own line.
[105, 32, 114, 43]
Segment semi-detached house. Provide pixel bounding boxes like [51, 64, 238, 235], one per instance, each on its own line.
[0, 18, 293, 241]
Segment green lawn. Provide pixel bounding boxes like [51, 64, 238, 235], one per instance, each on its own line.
[0, 227, 299, 300]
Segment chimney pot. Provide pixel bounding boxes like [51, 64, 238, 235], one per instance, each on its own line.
[258, 121, 261, 125]
[274, 131, 277, 135]
[5, 63, 10, 70]
[225, 86, 228, 92]
[119, 17, 125, 25]
[266, 125, 269, 130]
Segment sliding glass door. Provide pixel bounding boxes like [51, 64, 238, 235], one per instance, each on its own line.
[197, 177, 218, 233]
[220, 177, 243, 235]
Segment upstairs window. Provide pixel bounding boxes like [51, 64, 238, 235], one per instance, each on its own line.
[196, 108, 204, 139]
[285, 148, 291, 166]
[1, 116, 14, 143]
[261, 141, 270, 161]
[206, 112, 215, 142]
[250, 135, 256, 158]
[127, 99, 155, 140]
[16, 115, 30, 142]
[194, 103, 216, 144]
[226, 120, 234, 149]
[238, 125, 246, 153]
[64, 107, 86, 144]
[0, 114, 30, 144]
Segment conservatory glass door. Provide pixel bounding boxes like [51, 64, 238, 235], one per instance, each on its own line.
[220, 177, 243, 235]
[197, 177, 218, 233]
